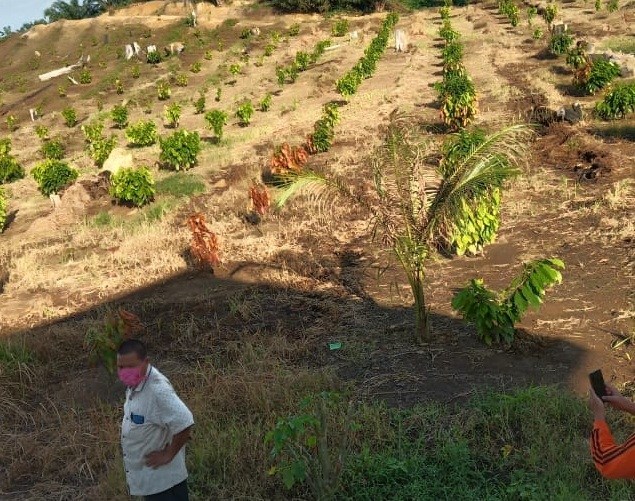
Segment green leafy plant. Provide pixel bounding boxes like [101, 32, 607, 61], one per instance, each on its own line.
[595, 83, 635, 119]
[331, 18, 349, 37]
[62, 107, 77, 127]
[31, 159, 78, 195]
[0, 187, 6, 232]
[174, 73, 189, 87]
[109, 166, 155, 207]
[157, 81, 171, 100]
[125, 120, 158, 147]
[229, 63, 242, 76]
[582, 59, 621, 95]
[82, 121, 117, 167]
[147, 50, 162, 64]
[164, 102, 182, 128]
[264, 43, 276, 57]
[58, 85, 67, 97]
[439, 21, 460, 42]
[566, 43, 589, 70]
[499, 0, 520, 27]
[111, 104, 129, 129]
[204, 50, 214, 60]
[0, 138, 24, 184]
[277, 120, 532, 343]
[115, 78, 124, 94]
[288, 23, 301, 36]
[194, 93, 206, 114]
[533, 27, 543, 39]
[159, 129, 201, 170]
[543, 2, 557, 24]
[236, 100, 254, 126]
[440, 6, 451, 19]
[259, 93, 272, 112]
[205, 109, 228, 141]
[266, 392, 355, 498]
[452, 258, 565, 345]
[215, 87, 222, 102]
[240, 28, 252, 39]
[527, 6, 537, 25]
[595, 0, 602, 10]
[131, 64, 141, 78]
[549, 31, 574, 56]
[35, 125, 49, 140]
[435, 70, 478, 130]
[307, 103, 341, 153]
[295, 51, 311, 72]
[84, 310, 141, 374]
[78, 68, 92, 84]
[5, 115, 17, 132]
[41, 139, 65, 160]
[607, 0, 618, 12]
[190, 61, 202, 73]
[336, 70, 363, 97]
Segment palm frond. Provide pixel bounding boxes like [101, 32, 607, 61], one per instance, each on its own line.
[426, 124, 533, 240]
[275, 171, 375, 216]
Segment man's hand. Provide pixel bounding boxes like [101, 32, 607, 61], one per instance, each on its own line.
[603, 385, 635, 414]
[589, 386, 606, 422]
[144, 448, 174, 469]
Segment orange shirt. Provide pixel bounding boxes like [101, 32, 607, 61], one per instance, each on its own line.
[591, 419, 635, 479]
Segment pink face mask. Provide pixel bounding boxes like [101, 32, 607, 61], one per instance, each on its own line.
[118, 367, 146, 387]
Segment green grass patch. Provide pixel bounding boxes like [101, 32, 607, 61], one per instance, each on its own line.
[155, 172, 206, 198]
[601, 37, 635, 54]
[0, 340, 35, 369]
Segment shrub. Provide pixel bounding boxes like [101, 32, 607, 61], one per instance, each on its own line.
[164, 102, 182, 128]
[229, 63, 242, 76]
[533, 27, 543, 39]
[31, 159, 78, 195]
[159, 129, 201, 170]
[190, 61, 202, 73]
[205, 109, 228, 140]
[264, 43, 276, 56]
[35, 125, 49, 140]
[174, 73, 189, 87]
[82, 121, 117, 167]
[240, 28, 252, 39]
[331, 18, 349, 37]
[131, 64, 141, 78]
[0, 139, 24, 184]
[582, 59, 621, 95]
[595, 0, 601, 10]
[439, 21, 460, 42]
[435, 71, 477, 130]
[147, 50, 162, 64]
[336, 69, 363, 97]
[125, 120, 158, 147]
[62, 107, 77, 127]
[5, 115, 17, 132]
[215, 87, 222, 102]
[527, 6, 537, 25]
[452, 258, 564, 345]
[595, 83, 635, 119]
[41, 139, 65, 160]
[607, 0, 618, 12]
[0, 188, 6, 232]
[442, 40, 464, 69]
[260, 93, 272, 112]
[111, 104, 129, 129]
[295, 51, 312, 71]
[288, 23, 301, 36]
[194, 93, 206, 114]
[440, 5, 451, 19]
[157, 82, 171, 100]
[78, 69, 92, 84]
[236, 100, 254, 126]
[109, 166, 155, 207]
[549, 31, 573, 56]
[204, 50, 214, 60]
[308, 103, 340, 153]
[543, 2, 557, 24]
[115, 78, 124, 94]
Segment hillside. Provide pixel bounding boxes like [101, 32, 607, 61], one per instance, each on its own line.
[0, 0, 634, 498]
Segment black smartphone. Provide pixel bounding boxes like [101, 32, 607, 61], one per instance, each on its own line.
[589, 369, 607, 398]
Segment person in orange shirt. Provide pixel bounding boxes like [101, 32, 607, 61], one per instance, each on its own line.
[588, 383, 635, 479]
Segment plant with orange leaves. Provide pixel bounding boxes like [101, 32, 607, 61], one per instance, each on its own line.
[249, 183, 271, 216]
[85, 309, 145, 374]
[188, 213, 221, 271]
[270, 143, 309, 175]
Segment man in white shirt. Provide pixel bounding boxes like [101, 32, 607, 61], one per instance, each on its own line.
[117, 339, 194, 500]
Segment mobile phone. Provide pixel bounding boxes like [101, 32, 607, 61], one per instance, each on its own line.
[589, 369, 607, 398]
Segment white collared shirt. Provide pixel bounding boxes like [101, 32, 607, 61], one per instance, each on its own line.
[121, 365, 194, 496]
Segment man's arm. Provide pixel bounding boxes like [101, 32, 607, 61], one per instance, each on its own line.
[145, 426, 192, 468]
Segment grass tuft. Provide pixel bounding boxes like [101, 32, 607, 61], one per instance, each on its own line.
[155, 173, 206, 198]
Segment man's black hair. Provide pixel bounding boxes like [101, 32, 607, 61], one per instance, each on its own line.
[117, 339, 147, 360]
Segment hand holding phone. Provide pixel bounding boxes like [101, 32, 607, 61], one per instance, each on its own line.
[589, 369, 607, 399]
